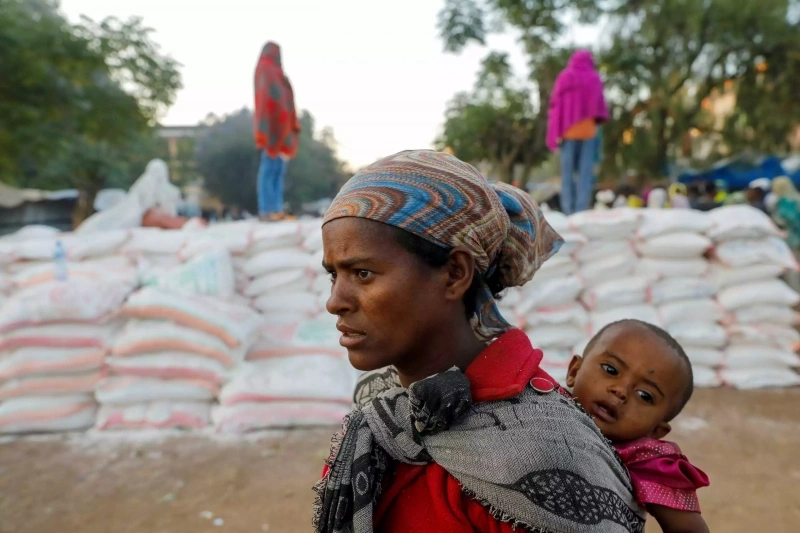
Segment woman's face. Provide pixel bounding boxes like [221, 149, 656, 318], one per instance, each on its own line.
[322, 218, 453, 372]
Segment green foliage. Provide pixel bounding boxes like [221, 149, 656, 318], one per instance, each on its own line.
[195, 109, 348, 213]
[438, 47, 569, 182]
[437, 0, 800, 180]
[0, 0, 181, 208]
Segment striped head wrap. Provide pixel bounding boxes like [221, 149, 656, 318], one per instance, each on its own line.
[323, 150, 563, 341]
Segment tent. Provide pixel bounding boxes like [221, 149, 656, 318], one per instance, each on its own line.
[677, 155, 800, 190]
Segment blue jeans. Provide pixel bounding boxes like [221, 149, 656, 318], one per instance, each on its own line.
[559, 137, 596, 215]
[257, 152, 287, 215]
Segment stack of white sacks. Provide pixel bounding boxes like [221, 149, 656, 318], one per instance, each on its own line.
[506, 206, 799, 388]
[708, 206, 800, 388]
[96, 247, 264, 430]
[0, 279, 132, 433]
[216, 219, 356, 433]
[507, 211, 587, 375]
[1, 203, 799, 436]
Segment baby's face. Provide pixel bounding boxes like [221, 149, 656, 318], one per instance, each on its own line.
[566, 323, 687, 442]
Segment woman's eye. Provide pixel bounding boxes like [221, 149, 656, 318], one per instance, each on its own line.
[601, 363, 618, 376]
[636, 390, 654, 404]
[356, 270, 372, 281]
[327, 272, 337, 283]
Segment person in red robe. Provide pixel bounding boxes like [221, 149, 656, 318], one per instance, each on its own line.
[253, 41, 299, 221]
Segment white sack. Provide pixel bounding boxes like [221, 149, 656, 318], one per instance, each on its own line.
[0, 280, 132, 333]
[717, 279, 800, 311]
[96, 401, 211, 430]
[730, 305, 800, 327]
[96, 376, 218, 405]
[517, 275, 584, 314]
[523, 304, 588, 329]
[590, 305, 662, 335]
[580, 276, 652, 311]
[713, 237, 798, 270]
[668, 322, 727, 349]
[707, 205, 782, 241]
[709, 263, 785, 290]
[721, 368, 800, 389]
[635, 233, 712, 259]
[579, 249, 638, 286]
[567, 208, 641, 240]
[650, 277, 716, 304]
[220, 356, 356, 406]
[0, 395, 97, 434]
[637, 209, 712, 239]
[634, 258, 709, 279]
[525, 326, 587, 349]
[659, 299, 724, 327]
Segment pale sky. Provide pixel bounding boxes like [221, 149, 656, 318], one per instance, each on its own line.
[61, 0, 595, 168]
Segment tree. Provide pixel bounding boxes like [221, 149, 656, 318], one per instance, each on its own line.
[437, 52, 548, 183]
[195, 109, 348, 213]
[437, 0, 800, 180]
[0, 0, 181, 222]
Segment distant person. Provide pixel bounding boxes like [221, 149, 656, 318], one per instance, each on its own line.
[547, 50, 609, 215]
[746, 178, 771, 213]
[254, 41, 300, 222]
[668, 183, 691, 209]
[772, 177, 800, 249]
[647, 187, 668, 208]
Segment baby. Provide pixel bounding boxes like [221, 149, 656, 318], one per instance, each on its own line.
[566, 319, 710, 533]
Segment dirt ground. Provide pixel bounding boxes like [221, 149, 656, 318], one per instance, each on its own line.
[0, 388, 798, 533]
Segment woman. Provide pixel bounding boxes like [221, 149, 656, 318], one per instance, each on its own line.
[547, 50, 609, 216]
[668, 183, 690, 209]
[253, 41, 300, 221]
[646, 187, 668, 209]
[314, 150, 645, 533]
[772, 177, 800, 248]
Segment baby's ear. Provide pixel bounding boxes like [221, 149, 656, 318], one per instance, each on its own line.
[565, 355, 582, 388]
[652, 421, 671, 440]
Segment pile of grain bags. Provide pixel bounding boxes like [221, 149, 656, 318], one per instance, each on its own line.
[0, 279, 132, 433]
[236, 221, 325, 317]
[512, 211, 587, 376]
[709, 205, 800, 388]
[96, 287, 262, 430]
[633, 209, 721, 387]
[213, 314, 356, 432]
[1, 229, 136, 297]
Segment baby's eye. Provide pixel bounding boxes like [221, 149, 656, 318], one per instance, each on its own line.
[636, 390, 654, 404]
[601, 363, 618, 376]
[356, 270, 373, 281]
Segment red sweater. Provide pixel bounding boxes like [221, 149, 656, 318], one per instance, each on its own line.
[324, 329, 557, 532]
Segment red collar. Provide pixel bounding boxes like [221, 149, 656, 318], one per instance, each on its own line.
[464, 329, 543, 402]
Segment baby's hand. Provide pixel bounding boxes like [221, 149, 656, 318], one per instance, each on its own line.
[648, 504, 710, 533]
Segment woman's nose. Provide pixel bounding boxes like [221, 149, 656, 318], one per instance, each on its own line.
[326, 277, 354, 316]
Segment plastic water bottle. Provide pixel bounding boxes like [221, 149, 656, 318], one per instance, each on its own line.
[54, 240, 68, 281]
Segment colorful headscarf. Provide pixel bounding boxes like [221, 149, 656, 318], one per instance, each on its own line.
[323, 150, 563, 341]
[254, 42, 300, 159]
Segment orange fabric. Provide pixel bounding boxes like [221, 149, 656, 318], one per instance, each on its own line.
[562, 117, 597, 141]
[142, 208, 189, 230]
[119, 307, 240, 348]
[254, 42, 300, 158]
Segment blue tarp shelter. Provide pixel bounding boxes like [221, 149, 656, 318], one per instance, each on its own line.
[677, 155, 800, 190]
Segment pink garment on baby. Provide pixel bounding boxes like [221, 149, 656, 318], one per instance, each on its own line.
[614, 437, 709, 512]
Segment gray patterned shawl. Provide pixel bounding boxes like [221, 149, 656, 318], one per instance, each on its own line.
[313, 367, 645, 533]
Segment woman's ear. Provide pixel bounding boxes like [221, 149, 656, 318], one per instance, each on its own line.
[443, 248, 476, 302]
[565, 355, 582, 388]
